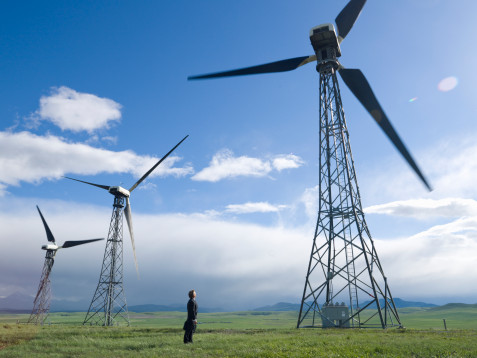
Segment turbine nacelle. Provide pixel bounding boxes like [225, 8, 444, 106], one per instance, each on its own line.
[41, 244, 59, 251]
[309, 23, 342, 59]
[109, 186, 130, 198]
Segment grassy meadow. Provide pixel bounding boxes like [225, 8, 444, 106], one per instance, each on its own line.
[1, 305, 477, 357]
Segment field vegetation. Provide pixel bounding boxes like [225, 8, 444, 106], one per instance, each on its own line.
[0, 305, 476, 357]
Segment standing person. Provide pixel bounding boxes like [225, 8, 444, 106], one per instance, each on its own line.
[183, 289, 198, 344]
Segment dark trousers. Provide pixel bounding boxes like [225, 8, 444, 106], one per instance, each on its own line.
[183, 327, 194, 343]
[183, 321, 195, 343]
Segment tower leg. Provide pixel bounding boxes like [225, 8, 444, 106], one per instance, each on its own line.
[297, 65, 401, 329]
[83, 196, 130, 326]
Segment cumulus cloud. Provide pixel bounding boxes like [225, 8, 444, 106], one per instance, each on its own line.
[0, 131, 193, 194]
[36, 86, 122, 133]
[365, 198, 477, 219]
[191, 149, 304, 182]
[272, 154, 305, 171]
[225, 201, 287, 214]
[191, 149, 271, 182]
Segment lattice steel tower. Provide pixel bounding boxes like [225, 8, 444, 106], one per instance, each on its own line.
[28, 250, 54, 325]
[83, 196, 129, 326]
[296, 62, 401, 329]
[65, 135, 189, 326]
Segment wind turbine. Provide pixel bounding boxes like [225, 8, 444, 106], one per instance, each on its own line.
[27, 206, 103, 325]
[65, 135, 188, 326]
[189, 0, 430, 328]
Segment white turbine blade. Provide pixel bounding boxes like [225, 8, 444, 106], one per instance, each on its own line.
[124, 197, 139, 278]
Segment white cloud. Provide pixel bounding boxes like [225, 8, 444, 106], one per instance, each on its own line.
[36, 86, 122, 133]
[430, 137, 477, 198]
[191, 149, 303, 182]
[0, 199, 310, 310]
[137, 182, 157, 191]
[365, 198, 477, 220]
[0, 131, 193, 194]
[4, 132, 477, 309]
[299, 185, 319, 220]
[192, 149, 271, 182]
[376, 216, 477, 301]
[272, 154, 304, 171]
[86, 135, 118, 146]
[2, 197, 477, 310]
[360, 135, 477, 204]
[101, 136, 118, 145]
[225, 201, 287, 214]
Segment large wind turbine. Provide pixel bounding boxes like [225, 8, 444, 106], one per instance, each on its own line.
[27, 206, 103, 325]
[65, 135, 188, 326]
[189, 0, 430, 328]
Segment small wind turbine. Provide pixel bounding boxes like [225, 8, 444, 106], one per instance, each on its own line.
[27, 206, 103, 325]
[65, 135, 189, 326]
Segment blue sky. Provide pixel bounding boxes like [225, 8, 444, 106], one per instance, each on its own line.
[1, 0, 477, 311]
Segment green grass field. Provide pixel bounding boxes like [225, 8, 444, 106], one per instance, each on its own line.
[1, 306, 476, 357]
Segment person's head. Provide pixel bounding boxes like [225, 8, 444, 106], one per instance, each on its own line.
[188, 290, 196, 299]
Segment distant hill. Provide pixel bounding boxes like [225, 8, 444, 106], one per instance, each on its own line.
[0, 293, 450, 314]
[428, 303, 477, 311]
[252, 298, 437, 312]
[129, 303, 184, 312]
[128, 304, 225, 313]
[363, 298, 438, 309]
[0, 309, 31, 314]
[253, 302, 302, 311]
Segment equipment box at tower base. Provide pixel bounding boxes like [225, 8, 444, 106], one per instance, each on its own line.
[321, 302, 350, 328]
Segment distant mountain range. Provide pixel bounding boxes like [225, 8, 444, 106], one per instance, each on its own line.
[253, 302, 302, 311]
[252, 298, 438, 312]
[0, 292, 224, 313]
[0, 292, 459, 314]
[362, 298, 438, 309]
[128, 304, 226, 313]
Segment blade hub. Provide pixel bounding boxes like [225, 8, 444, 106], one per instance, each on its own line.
[316, 60, 340, 74]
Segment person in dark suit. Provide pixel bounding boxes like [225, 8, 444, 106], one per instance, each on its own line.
[183, 289, 198, 344]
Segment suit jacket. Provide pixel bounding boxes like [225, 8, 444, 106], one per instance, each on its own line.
[187, 298, 198, 322]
